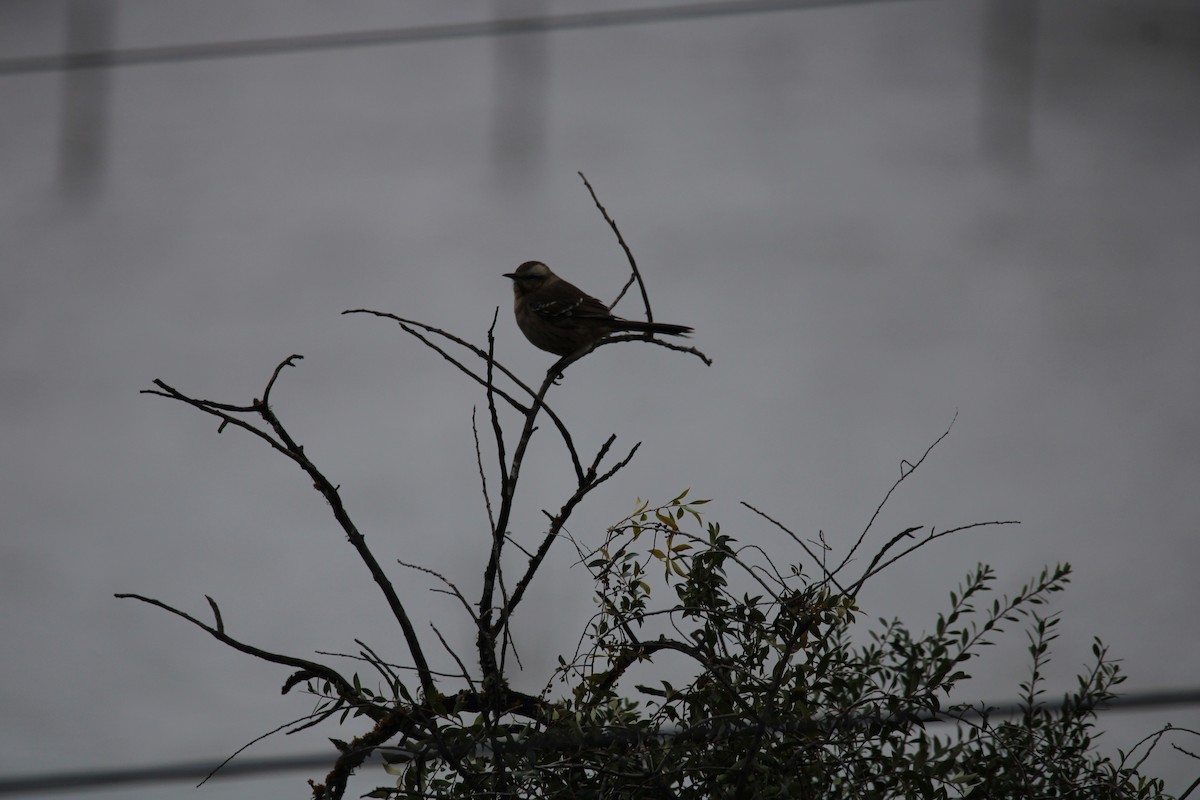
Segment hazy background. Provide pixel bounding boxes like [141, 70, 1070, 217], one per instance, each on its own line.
[2, 0, 1198, 797]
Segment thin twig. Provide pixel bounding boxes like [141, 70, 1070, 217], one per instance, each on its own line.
[357, 638, 402, 688]
[477, 353, 579, 680]
[472, 407, 495, 533]
[115, 592, 377, 719]
[578, 171, 652, 321]
[848, 520, 1022, 596]
[345, 308, 586, 483]
[197, 710, 342, 787]
[741, 501, 846, 594]
[260, 353, 302, 407]
[144, 359, 439, 703]
[495, 439, 641, 640]
[485, 309, 510, 488]
[431, 622, 477, 690]
[504, 532, 535, 560]
[141, 380, 291, 458]
[832, 410, 958, 581]
[595, 332, 712, 366]
[312, 649, 464, 681]
[396, 559, 479, 624]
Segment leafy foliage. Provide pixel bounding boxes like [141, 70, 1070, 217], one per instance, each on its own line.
[356, 494, 1168, 799]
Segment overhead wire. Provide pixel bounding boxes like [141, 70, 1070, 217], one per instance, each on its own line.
[1, 687, 1198, 794]
[0, 0, 914, 76]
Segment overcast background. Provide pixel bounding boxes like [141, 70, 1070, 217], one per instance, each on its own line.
[2, 0, 1198, 797]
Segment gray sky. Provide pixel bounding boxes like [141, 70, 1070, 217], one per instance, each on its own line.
[2, 1, 1198, 796]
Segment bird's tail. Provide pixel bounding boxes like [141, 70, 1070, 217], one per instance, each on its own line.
[614, 319, 694, 338]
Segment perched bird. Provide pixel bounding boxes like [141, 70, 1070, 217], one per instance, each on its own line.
[504, 261, 693, 356]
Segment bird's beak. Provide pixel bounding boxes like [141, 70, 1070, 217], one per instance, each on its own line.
[502, 272, 517, 279]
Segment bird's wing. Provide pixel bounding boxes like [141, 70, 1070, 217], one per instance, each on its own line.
[529, 294, 612, 322]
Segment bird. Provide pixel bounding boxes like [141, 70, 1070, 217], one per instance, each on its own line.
[503, 261, 693, 357]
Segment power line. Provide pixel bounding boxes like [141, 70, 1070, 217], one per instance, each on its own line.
[2, 687, 1197, 796]
[0, 754, 333, 796]
[0, 0, 912, 77]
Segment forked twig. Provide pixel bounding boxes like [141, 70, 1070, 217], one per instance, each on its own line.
[471, 407, 496, 532]
[596, 332, 712, 366]
[343, 309, 586, 483]
[741, 500, 847, 594]
[832, 410, 959, 581]
[578, 171, 652, 320]
[142, 357, 439, 704]
[847, 520, 1021, 597]
[115, 592, 377, 719]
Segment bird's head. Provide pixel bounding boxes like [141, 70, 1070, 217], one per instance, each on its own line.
[503, 261, 556, 296]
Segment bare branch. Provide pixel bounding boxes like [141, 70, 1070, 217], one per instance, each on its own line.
[594, 332, 712, 366]
[848, 526, 924, 596]
[114, 592, 380, 721]
[205, 594, 225, 633]
[344, 308, 586, 483]
[356, 638, 402, 689]
[430, 622, 477, 691]
[848, 520, 1022, 596]
[311, 648, 465, 682]
[832, 410, 958, 581]
[143, 360, 439, 703]
[141, 379, 291, 458]
[396, 558, 479, 625]
[495, 439, 641, 640]
[351, 310, 527, 411]
[471, 407, 496, 533]
[741, 501, 847, 594]
[476, 357, 569, 680]
[484, 311, 510, 490]
[260, 353, 303, 407]
[198, 709, 340, 787]
[578, 171, 652, 321]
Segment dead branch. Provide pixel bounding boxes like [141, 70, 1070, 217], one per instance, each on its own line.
[578, 171, 652, 320]
[114, 592, 381, 720]
[141, 358, 438, 703]
[343, 309, 587, 484]
[831, 409, 958, 581]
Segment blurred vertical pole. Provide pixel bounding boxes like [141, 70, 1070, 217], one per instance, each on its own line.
[980, 0, 1038, 168]
[59, 0, 116, 203]
[491, 0, 548, 189]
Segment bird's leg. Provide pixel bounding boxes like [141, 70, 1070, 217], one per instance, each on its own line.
[548, 356, 571, 385]
[548, 343, 594, 383]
